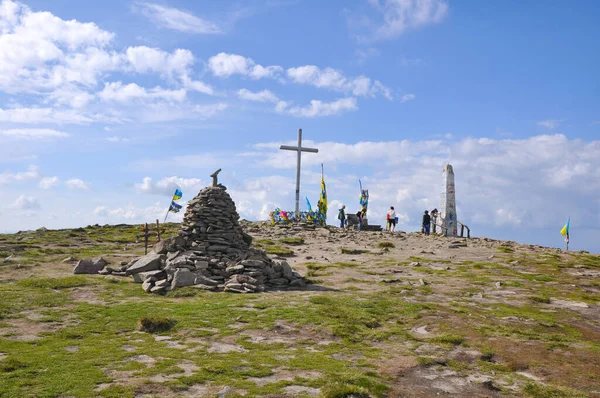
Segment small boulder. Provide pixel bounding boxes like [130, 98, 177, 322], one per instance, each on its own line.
[126, 252, 164, 275]
[280, 261, 293, 278]
[171, 268, 196, 288]
[73, 258, 106, 274]
[133, 270, 166, 283]
[153, 238, 171, 255]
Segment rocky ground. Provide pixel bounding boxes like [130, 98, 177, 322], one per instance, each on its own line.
[0, 222, 599, 397]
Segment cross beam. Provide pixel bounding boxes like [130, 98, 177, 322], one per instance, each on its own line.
[279, 128, 318, 217]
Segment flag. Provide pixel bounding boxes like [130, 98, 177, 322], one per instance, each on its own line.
[172, 189, 182, 200]
[169, 201, 182, 213]
[560, 218, 570, 237]
[359, 179, 369, 215]
[306, 197, 312, 212]
[317, 175, 327, 223]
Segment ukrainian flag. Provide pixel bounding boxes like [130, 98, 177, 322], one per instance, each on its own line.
[317, 176, 327, 223]
[169, 201, 182, 213]
[172, 189, 182, 200]
[560, 218, 570, 237]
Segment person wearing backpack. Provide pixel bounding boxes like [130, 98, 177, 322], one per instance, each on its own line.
[387, 206, 397, 232]
[338, 204, 346, 228]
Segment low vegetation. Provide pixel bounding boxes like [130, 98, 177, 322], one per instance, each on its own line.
[0, 224, 598, 397]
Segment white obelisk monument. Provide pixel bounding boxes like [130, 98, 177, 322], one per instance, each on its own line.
[439, 164, 458, 237]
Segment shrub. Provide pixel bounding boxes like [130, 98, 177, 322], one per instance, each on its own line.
[377, 241, 395, 249]
[137, 316, 176, 333]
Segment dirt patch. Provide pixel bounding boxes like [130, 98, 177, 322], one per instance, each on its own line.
[1, 317, 70, 341]
[126, 354, 156, 365]
[247, 369, 322, 387]
[284, 385, 321, 396]
[207, 342, 248, 353]
[70, 287, 107, 305]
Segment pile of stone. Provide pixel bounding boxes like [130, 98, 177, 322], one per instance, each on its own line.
[80, 180, 306, 294]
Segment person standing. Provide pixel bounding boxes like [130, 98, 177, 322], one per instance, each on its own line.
[356, 210, 363, 231]
[430, 208, 438, 234]
[387, 206, 397, 232]
[338, 204, 346, 228]
[422, 210, 431, 235]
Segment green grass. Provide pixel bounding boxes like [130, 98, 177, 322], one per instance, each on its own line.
[497, 247, 515, 253]
[522, 381, 588, 398]
[265, 245, 294, 256]
[16, 276, 94, 289]
[530, 295, 551, 304]
[1, 223, 599, 397]
[377, 242, 395, 249]
[432, 334, 465, 345]
[278, 237, 305, 245]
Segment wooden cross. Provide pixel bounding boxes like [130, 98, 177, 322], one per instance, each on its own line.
[210, 168, 222, 187]
[279, 129, 318, 217]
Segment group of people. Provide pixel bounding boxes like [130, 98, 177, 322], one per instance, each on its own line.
[337, 204, 368, 230]
[337, 204, 440, 234]
[421, 208, 438, 235]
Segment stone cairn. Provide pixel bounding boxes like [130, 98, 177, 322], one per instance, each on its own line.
[108, 170, 305, 294]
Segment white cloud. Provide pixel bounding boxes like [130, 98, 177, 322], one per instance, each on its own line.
[0, 107, 92, 124]
[98, 81, 186, 103]
[208, 52, 282, 79]
[12, 194, 40, 210]
[193, 103, 228, 118]
[65, 178, 90, 190]
[0, 165, 40, 185]
[106, 136, 129, 143]
[537, 119, 560, 130]
[284, 97, 358, 118]
[0, 128, 69, 139]
[181, 75, 214, 95]
[93, 202, 173, 222]
[38, 176, 59, 189]
[237, 89, 279, 103]
[0, 0, 116, 93]
[124, 46, 194, 77]
[134, 2, 221, 34]
[135, 176, 203, 196]
[401, 93, 416, 103]
[367, 0, 449, 40]
[286, 65, 392, 99]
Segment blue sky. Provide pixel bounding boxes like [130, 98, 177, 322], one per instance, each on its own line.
[0, 0, 599, 252]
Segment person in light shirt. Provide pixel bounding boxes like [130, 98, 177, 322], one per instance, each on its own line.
[387, 206, 397, 232]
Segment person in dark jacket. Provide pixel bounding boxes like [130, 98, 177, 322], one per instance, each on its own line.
[338, 205, 346, 228]
[356, 210, 363, 231]
[422, 210, 431, 235]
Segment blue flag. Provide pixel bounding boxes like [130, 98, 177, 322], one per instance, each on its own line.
[169, 201, 182, 213]
[172, 189, 182, 200]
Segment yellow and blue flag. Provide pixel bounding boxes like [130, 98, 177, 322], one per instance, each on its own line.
[560, 218, 570, 237]
[317, 175, 327, 224]
[169, 201, 182, 213]
[172, 189, 182, 200]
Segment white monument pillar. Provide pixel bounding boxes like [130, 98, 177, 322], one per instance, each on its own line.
[439, 164, 458, 237]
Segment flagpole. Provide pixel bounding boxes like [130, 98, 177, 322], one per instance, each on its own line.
[164, 191, 174, 223]
[163, 206, 170, 224]
[566, 216, 570, 251]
